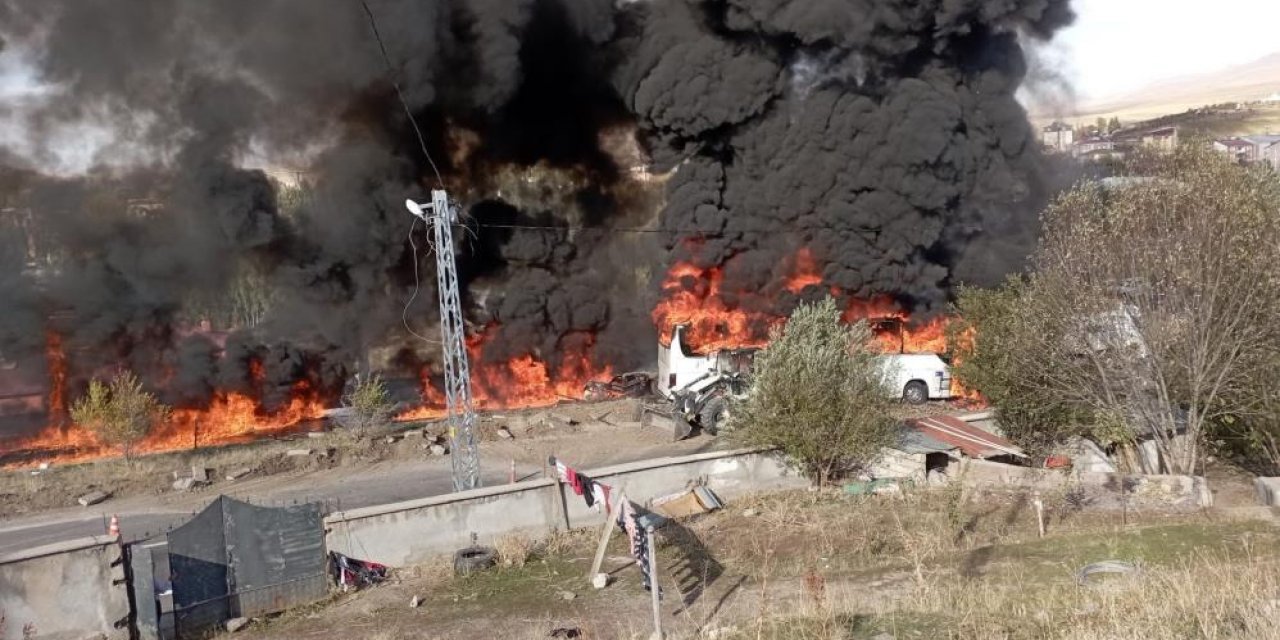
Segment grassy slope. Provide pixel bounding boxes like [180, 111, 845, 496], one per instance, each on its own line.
[236, 485, 1280, 640]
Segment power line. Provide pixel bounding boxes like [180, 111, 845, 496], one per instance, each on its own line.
[460, 221, 873, 235]
[360, 0, 443, 189]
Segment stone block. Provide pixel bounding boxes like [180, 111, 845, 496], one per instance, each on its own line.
[77, 491, 110, 507]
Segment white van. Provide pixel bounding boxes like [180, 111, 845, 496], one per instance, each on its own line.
[877, 353, 953, 404]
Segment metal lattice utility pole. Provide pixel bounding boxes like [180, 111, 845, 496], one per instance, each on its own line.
[406, 191, 480, 491]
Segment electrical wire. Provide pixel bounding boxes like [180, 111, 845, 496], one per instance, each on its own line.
[360, 0, 443, 188]
[401, 216, 440, 345]
[361, 0, 447, 347]
[458, 221, 865, 235]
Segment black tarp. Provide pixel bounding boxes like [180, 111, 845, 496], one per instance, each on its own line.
[166, 496, 325, 638]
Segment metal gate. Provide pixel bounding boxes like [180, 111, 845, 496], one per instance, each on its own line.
[159, 496, 326, 638]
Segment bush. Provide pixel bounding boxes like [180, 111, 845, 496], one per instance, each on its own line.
[69, 371, 169, 461]
[731, 298, 898, 487]
[336, 374, 395, 437]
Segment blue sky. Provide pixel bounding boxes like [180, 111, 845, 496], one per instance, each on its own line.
[1055, 0, 1280, 101]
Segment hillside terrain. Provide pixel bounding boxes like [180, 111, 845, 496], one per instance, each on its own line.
[1034, 51, 1280, 126]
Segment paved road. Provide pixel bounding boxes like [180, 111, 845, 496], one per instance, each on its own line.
[0, 430, 720, 556]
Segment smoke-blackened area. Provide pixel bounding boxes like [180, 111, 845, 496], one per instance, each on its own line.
[627, 0, 1073, 316]
[0, 0, 1072, 450]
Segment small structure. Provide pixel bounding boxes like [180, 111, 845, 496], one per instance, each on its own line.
[1073, 136, 1115, 158]
[1213, 137, 1254, 162]
[1237, 134, 1280, 165]
[871, 414, 1025, 482]
[1140, 126, 1178, 151]
[1042, 121, 1074, 153]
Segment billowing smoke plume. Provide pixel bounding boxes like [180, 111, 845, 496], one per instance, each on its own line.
[0, 0, 1072, 418]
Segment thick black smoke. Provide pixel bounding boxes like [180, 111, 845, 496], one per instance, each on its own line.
[0, 0, 1072, 415]
[626, 0, 1074, 314]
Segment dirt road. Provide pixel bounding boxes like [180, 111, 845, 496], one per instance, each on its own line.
[0, 416, 721, 555]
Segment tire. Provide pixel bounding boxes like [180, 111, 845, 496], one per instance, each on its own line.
[698, 397, 728, 436]
[902, 380, 929, 405]
[453, 546, 497, 576]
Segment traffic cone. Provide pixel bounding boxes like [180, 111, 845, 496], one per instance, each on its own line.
[107, 514, 120, 538]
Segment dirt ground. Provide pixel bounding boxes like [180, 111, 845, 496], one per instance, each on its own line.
[0, 398, 679, 519]
[229, 473, 1279, 640]
[0, 399, 975, 521]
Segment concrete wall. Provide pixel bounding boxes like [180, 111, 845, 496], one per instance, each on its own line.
[0, 535, 129, 640]
[325, 447, 806, 567]
[958, 458, 1212, 509]
[1256, 477, 1280, 506]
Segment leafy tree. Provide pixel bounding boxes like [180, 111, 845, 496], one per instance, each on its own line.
[335, 373, 395, 437]
[950, 280, 1095, 456]
[70, 371, 170, 461]
[731, 298, 898, 487]
[1108, 116, 1122, 133]
[953, 146, 1280, 474]
[1094, 117, 1106, 135]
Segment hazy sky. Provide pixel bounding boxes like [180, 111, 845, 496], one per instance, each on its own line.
[1056, 0, 1280, 102]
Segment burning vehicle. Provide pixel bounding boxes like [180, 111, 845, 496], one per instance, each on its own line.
[640, 322, 956, 440]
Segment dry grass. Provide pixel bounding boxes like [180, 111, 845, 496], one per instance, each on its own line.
[234, 480, 1280, 640]
[494, 533, 534, 569]
[731, 549, 1280, 640]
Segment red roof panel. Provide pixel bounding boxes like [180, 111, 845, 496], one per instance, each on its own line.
[906, 416, 1024, 459]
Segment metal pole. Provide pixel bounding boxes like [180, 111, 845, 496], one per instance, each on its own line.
[406, 193, 480, 492]
[646, 525, 661, 640]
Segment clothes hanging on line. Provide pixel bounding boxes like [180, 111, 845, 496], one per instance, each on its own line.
[550, 455, 611, 512]
[615, 497, 658, 596]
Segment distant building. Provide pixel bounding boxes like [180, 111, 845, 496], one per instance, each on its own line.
[1237, 134, 1280, 166]
[1213, 137, 1254, 162]
[1073, 137, 1115, 157]
[1042, 121, 1074, 153]
[1140, 126, 1178, 151]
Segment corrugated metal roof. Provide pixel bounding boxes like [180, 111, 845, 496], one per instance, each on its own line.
[906, 416, 1025, 459]
[894, 426, 956, 455]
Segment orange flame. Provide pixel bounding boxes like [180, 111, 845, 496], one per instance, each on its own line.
[3, 333, 329, 468]
[652, 249, 827, 354]
[651, 248, 986, 406]
[44, 331, 67, 424]
[396, 326, 613, 421]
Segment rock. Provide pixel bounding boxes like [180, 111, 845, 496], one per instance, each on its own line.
[429, 444, 448, 456]
[558, 590, 577, 601]
[286, 448, 313, 457]
[409, 595, 422, 608]
[403, 429, 423, 438]
[496, 426, 514, 440]
[78, 491, 110, 507]
[385, 435, 402, 444]
[172, 477, 202, 492]
[225, 617, 249, 633]
[927, 469, 949, 486]
[226, 467, 253, 481]
[307, 431, 327, 439]
[591, 573, 609, 589]
[191, 466, 208, 483]
[742, 508, 759, 517]
[549, 412, 578, 425]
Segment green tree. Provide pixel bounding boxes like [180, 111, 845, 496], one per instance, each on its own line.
[953, 146, 1280, 473]
[1108, 116, 1122, 133]
[70, 372, 170, 461]
[1094, 117, 1106, 135]
[731, 298, 898, 487]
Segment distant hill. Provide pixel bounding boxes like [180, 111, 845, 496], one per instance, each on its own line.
[1043, 51, 1280, 123]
